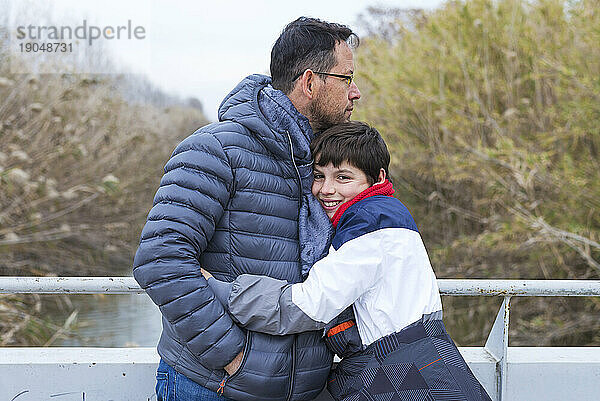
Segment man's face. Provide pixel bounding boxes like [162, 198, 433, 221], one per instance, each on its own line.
[309, 42, 361, 132]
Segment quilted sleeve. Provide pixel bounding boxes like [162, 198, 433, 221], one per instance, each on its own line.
[132, 130, 245, 370]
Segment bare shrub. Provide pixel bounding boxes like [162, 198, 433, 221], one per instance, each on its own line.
[0, 37, 207, 344]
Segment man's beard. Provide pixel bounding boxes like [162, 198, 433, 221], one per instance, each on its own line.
[309, 95, 349, 133]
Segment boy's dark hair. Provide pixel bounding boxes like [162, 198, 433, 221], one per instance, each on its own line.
[310, 121, 390, 185]
[271, 17, 359, 94]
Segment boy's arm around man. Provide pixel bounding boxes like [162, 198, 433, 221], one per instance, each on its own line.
[207, 202, 385, 336]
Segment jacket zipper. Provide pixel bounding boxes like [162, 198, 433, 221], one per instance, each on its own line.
[217, 330, 252, 396]
[286, 336, 297, 401]
[285, 129, 304, 277]
[285, 129, 300, 401]
[216, 376, 228, 396]
[285, 130, 303, 207]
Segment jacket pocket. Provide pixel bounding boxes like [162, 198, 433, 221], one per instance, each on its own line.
[224, 331, 292, 400]
[227, 330, 252, 381]
[155, 371, 168, 401]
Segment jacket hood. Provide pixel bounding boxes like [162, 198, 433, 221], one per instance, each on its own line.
[218, 74, 313, 163]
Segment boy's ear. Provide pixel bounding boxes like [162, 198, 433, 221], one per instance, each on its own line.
[376, 168, 386, 184]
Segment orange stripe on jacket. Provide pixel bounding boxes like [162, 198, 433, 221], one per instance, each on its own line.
[327, 320, 356, 337]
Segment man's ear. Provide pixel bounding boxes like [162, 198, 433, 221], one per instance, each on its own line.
[300, 70, 315, 99]
[376, 168, 386, 184]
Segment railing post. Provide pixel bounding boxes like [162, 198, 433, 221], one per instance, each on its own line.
[484, 296, 511, 401]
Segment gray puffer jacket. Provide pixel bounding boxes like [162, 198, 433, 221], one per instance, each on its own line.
[133, 74, 333, 401]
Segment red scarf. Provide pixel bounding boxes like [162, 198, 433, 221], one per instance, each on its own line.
[330, 179, 395, 229]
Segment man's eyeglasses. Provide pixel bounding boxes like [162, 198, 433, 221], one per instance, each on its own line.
[292, 70, 353, 86]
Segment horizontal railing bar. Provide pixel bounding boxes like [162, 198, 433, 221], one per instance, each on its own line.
[0, 277, 144, 294]
[0, 277, 599, 296]
[440, 279, 600, 296]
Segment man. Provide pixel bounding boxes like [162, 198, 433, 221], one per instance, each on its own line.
[133, 17, 361, 401]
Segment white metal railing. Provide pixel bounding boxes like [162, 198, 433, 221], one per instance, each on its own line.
[1, 277, 599, 401]
[1, 277, 599, 296]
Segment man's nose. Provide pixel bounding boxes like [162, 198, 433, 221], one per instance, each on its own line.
[349, 81, 361, 101]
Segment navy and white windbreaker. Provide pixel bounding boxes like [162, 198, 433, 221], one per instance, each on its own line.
[133, 74, 333, 401]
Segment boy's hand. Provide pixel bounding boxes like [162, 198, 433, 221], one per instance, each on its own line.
[200, 268, 213, 280]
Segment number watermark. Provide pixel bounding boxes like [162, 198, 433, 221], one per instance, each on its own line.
[19, 42, 74, 53]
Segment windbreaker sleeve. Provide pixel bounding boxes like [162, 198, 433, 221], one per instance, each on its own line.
[132, 131, 245, 370]
[223, 208, 385, 335]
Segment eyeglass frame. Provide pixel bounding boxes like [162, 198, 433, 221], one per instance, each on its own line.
[292, 70, 354, 86]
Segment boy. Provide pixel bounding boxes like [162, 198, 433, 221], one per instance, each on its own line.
[205, 122, 491, 401]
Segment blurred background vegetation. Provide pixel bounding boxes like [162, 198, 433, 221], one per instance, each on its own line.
[1, 0, 598, 346]
[355, 0, 599, 345]
[0, 24, 207, 343]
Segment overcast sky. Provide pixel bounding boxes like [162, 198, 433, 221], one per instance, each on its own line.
[4, 0, 444, 119]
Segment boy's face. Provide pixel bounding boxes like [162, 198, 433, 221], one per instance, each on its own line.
[312, 161, 372, 219]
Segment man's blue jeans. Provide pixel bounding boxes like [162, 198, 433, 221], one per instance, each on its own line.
[156, 359, 235, 401]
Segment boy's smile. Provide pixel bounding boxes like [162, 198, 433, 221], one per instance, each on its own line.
[312, 161, 373, 219]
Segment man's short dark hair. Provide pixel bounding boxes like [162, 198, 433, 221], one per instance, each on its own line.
[271, 17, 359, 94]
[310, 121, 390, 185]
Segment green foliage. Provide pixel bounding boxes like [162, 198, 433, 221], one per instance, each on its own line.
[355, 0, 599, 345]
